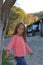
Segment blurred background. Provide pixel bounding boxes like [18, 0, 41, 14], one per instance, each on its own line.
[2, 0, 43, 65]
[3, 0, 43, 37]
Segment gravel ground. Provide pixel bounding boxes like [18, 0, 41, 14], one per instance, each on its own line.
[3, 36, 43, 65]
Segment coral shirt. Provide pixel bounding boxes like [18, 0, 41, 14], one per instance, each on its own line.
[6, 34, 32, 57]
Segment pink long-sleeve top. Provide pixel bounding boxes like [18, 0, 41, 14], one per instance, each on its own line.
[6, 34, 32, 57]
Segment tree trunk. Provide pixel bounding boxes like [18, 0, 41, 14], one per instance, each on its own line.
[0, 0, 16, 65]
[0, 0, 3, 65]
[1, 0, 16, 27]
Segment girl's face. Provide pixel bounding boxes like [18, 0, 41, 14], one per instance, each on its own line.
[17, 24, 24, 35]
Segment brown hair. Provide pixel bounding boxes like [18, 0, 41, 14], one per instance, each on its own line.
[13, 23, 26, 42]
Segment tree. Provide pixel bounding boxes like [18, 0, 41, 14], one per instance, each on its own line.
[5, 6, 26, 36]
[0, 0, 16, 65]
[25, 14, 34, 26]
[0, 1, 3, 65]
[25, 14, 39, 26]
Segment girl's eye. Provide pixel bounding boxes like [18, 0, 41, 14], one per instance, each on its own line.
[19, 28, 24, 30]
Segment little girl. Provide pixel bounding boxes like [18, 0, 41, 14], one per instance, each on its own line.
[5, 23, 33, 65]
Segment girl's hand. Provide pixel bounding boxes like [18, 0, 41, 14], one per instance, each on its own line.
[30, 52, 33, 56]
[4, 50, 10, 59]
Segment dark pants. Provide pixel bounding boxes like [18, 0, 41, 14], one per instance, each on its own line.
[15, 57, 27, 65]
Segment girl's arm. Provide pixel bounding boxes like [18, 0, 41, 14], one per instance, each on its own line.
[4, 35, 16, 59]
[25, 43, 33, 55]
[6, 35, 16, 51]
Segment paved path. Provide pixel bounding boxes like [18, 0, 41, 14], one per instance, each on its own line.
[4, 36, 43, 65]
[26, 36, 43, 65]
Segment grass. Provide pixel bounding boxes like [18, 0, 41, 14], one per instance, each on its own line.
[2, 50, 14, 65]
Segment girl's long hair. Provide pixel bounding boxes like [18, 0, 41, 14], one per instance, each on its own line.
[13, 23, 26, 42]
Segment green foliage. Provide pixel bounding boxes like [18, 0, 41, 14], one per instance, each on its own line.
[2, 50, 13, 65]
[5, 6, 26, 36]
[5, 6, 43, 37]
